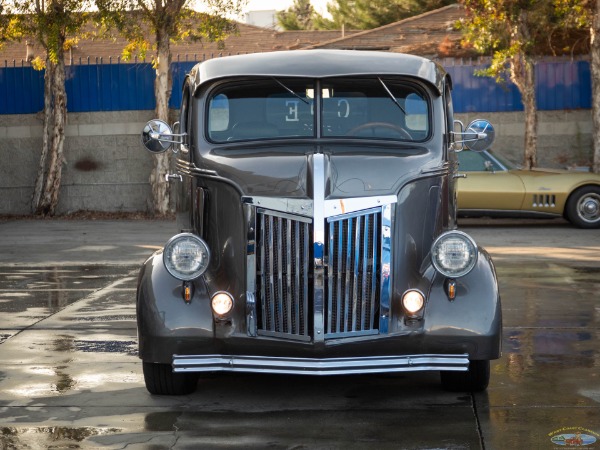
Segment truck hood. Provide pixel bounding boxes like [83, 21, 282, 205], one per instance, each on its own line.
[204, 142, 440, 199]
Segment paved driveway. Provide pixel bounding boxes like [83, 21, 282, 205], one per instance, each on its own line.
[0, 218, 598, 449]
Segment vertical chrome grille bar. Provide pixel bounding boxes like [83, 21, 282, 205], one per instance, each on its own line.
[352, 215, 361, 332]
[371, 211, 379, 328]
[267, 215, 275, 331]
[285, 218, 293, 334]
[335, 221, 343, 333]
[327, 220, 334, 334]
[343, 218, 353, 333]
[276, 217, 284, 332]
[294, 221, 301, 335]
[260, 213, 268, 330]
[361, 214, 370, 330]
[302, 221, 309, 335]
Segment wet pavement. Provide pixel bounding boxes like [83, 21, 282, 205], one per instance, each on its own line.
[0, 218, 598, 449]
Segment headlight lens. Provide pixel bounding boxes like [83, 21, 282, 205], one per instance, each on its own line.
[402, 290, 425, 317]
[211, 291, 234, 317]
[431, 231, 478, 278]
[163, 233, 210, 281]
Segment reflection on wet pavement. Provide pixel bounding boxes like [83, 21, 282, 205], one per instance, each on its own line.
[0, 257, 598, 448]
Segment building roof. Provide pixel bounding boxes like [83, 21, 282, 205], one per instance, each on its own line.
[0, 4, 469, 65]
[307, 4, 470, 58]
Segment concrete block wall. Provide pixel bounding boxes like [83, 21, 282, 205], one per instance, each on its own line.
[0, 110, 157, 215]
[456, 110, 594, 168]
[0, 108, 594, 215]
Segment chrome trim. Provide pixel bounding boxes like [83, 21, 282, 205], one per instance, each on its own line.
[175, 159, 219, 177]
[246, 291, 257, 337]
[173, 353, 470, 375]
[380, 203, 392, 332]
[326, 207, 381, 337]
[324, 195, 397, 218]
[532, 194, 556, 208]
[421, 162, 450, 176]
[313, 153, 326, 342]
[255, 209, 311, 341]
[242, 196, 313, 218]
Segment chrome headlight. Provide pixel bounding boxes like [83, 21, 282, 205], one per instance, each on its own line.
[431, 230, 478, 278]
[163, 233, 210, 281]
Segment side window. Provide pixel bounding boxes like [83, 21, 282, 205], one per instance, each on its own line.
[208, 94, 230, 132]
[405, 93, 428, 132]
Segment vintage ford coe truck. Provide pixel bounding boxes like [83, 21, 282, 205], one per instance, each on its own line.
[139, 50, 502, 395]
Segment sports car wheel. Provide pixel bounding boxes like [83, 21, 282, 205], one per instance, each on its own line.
[566, 186, 600, 229]
[440, 360, 490, 392]
[143, 361, 198, 395]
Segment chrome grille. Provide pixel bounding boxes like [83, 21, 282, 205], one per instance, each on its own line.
[256, 210, 311, 340]
[254, 207, 382, 341]
[326, 209, 381, 337]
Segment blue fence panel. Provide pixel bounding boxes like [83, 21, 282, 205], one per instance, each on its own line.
[536, 60, 591, 110]
[170, 61, 199, 109]
[0, 63, 44, 114]
[0, 58, 593, 115]
[446, 59, 591, 113]
[446, 64, 523, 113]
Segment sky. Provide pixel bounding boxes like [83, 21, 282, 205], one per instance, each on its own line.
[245, 0, 330, 15]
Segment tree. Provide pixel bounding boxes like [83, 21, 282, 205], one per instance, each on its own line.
[460, 1, 567, 169]
[277, 0, 315, 30]
[5, 0, 92, 216]
[95, 0, 246, 215]
[313, 0, 453, 31]
[554, 0, 600, 173]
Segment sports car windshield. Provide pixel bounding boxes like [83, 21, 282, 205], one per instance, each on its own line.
[207, 77, 430, 143]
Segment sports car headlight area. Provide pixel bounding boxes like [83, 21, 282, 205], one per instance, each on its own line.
[431, 230, 478, 278]
[163, 233, 210, 281]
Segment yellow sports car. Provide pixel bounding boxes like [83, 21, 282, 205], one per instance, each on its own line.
[456, 150, 600, 228]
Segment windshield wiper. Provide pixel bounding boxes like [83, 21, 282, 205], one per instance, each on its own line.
[272, 77, 310, 105]
[378, 77, 406, 115]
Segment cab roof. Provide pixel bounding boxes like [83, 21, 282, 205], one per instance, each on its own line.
[188, 50, 447, 95]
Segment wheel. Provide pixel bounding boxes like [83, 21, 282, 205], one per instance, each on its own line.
[440, 360, 490, 392]
[566, 186, 600, 228]
[346, 121, 413, 140]
[142, 361, 198, 395]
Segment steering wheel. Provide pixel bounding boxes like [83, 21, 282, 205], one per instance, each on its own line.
[346, 122, 413, 140]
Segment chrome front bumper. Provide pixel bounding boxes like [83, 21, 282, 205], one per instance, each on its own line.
[172, 354, 470, 375]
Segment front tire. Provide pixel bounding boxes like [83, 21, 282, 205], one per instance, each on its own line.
[566, 186, 600, 228]
[143, 362, 198, 395]
[441, 360, 490, 392]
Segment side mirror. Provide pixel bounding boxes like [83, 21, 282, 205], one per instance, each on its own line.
[141, 119, 185, 154]
[452, 119, 495, 152]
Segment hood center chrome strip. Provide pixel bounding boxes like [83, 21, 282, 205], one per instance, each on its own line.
[313, 153, 326, 342]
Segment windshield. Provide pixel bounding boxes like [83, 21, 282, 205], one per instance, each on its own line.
[206, 77, 430, 143]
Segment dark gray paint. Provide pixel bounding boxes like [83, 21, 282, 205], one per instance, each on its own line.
[137, 51, 501, 372]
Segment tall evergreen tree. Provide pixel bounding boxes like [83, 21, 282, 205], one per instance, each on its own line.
[314, 0, 453, 30]
[277, 0, 315, 30]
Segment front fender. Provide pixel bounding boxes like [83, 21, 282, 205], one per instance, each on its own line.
[137, 251, 215, 363]
[423, 247, 502, 360]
